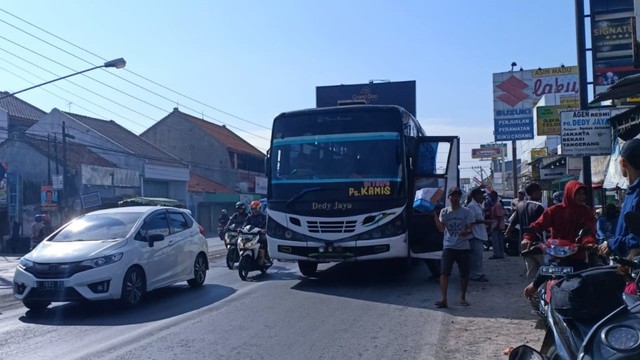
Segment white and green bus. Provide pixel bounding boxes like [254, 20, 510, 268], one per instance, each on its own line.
[266, 104, 460, 276]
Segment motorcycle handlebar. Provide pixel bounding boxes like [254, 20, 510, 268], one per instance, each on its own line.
[611, 256, 640, 269]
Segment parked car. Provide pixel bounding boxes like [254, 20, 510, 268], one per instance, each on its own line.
[13, 206, 208, 312]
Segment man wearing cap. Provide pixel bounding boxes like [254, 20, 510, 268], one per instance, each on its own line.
[433, 186, 474, 308]
[467, 187, 490, 282]
[599, 138, 640, 257]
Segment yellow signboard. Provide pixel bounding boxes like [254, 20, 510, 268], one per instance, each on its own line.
[536, 104, 578, 136]
[530, 148, 547, 160]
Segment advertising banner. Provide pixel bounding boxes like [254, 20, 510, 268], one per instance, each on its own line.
[530, 148, 548, 160]
[493, 66, 579, 142]
[316, 81, 417, 117]
[590, 1, 637, 98]
[471, 147, 502, 159]
[560, 109, 613, 156]
[536, 100, 579, 136]
[40, 185, 58, 210]
[540, 167, 567, 180]
[481, 142, 507, 156]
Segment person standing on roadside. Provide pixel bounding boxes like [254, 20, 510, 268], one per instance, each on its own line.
[467, 187, 490, 282]
[504, 182, 546, 278]
[30, 214, 45, 250]
[10, 218, 21, 253]
[433, 186, 474, 308]
[488, 191, 506, 259]
[512, 189, 526, 209]
[599, 138, 640, 257]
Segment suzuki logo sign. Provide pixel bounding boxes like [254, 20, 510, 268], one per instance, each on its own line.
[496, 76, 529, 107]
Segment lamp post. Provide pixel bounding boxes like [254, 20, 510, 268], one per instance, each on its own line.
[0, 57, 126, 100]
[0, 57, 126, 212]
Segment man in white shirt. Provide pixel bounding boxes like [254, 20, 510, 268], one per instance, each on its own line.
[467, 187, 490, 281]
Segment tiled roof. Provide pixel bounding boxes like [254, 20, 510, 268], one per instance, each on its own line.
[63, 112, 185, 167]
[188, 172, 236, 193]
[172, 109, 265, 157]
[0, 92, 47, 124]
[25, 136, 117, 169]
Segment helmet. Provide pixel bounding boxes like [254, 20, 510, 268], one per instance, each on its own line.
[553, 191, 563, 204]
[250, 200, 262, 212]
[236, 202, 245, 210]
[34, 214, 43, 222]
[221, 209, 227, 214]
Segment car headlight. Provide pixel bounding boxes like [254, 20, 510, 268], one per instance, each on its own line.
[80, 253, 124, 268]
[18, 258, 33, 269]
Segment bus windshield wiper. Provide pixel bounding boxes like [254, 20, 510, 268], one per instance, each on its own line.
[285, 187, 327, 209]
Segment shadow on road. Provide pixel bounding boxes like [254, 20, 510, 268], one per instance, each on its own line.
[290, 256, 535, 321]
[18, 283, 235, 325]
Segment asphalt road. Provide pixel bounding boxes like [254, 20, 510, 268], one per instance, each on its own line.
[0, 253, 458, 360]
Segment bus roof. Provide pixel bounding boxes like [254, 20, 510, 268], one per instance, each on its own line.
[274, 104, 409, 120]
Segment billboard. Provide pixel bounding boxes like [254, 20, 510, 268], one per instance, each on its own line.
[316, 80, 417, 117]
[590, 0, 637, 97]
[493, 66, 580, 142]
[472, 147, 502, 159]
[560, 109, 613, 156]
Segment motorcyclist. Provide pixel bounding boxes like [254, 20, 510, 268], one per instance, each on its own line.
[218, 209, 230, 240]
[243, 200, 271, 266]
[599, 138, 640, 258]
[225, 202, 249, 230]
[522, 180, 597, 299]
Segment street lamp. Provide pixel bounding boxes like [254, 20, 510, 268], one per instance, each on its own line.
[0, 57, 126, 100]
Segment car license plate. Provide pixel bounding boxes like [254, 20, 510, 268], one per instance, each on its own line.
[540, 266, 573, 276]
[35, 281, 65, 289]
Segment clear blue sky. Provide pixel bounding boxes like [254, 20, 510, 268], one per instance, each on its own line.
[0, 1, 579, 180]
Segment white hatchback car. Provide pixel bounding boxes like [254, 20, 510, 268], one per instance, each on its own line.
[13, 206, 209, 312]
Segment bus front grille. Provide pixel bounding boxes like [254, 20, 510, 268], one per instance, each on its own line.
[307, 220, 357, 233]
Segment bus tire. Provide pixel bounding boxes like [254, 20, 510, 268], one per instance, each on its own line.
[298, 261, 318, 277]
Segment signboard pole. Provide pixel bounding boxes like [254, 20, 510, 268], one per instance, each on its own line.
[575, 0, 593, 207]
[512, 140, 518, 196]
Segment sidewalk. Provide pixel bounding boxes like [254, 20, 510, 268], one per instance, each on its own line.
[0, 237, 226, 294]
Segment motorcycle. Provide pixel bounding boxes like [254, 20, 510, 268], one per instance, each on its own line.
[237, 225, 271, 280]
[509, 254, 640, 360]
[224, 224, 241, 270]
[510, 218, 640, 360]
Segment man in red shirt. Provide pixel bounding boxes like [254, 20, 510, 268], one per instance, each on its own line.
[522, 180, 597, 299]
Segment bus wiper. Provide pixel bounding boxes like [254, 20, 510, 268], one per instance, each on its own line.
[285, 187, 325, 209]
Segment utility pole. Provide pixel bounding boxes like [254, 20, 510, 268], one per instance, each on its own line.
[53, 134, 59, 175]
[512, 140, 518, 196]
[575, 0, 593, 207]
[47, 134, 51, 185]
[61, 121, 76, 207]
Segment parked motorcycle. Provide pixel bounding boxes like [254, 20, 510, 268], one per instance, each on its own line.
[224, 224, 241, 269]
[237, 225, 271, 280]
[509, 254, 638, 360]
[510, 220, 639, 360]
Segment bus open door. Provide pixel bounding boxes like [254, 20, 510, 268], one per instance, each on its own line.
[408, 136, 460, 261]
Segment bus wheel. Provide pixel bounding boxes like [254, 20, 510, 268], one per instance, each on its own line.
[298, 261, 318, 277]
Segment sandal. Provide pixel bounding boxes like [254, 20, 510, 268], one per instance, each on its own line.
[435, 300, 448, 308]
[460, 300, 470, 306]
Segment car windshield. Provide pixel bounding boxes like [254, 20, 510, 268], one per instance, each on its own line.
[51, 212, 142, 242]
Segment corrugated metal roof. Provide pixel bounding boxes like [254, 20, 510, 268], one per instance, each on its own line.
[188, 172, 236, 193]
[0, 91, 47, 123]
[175, 109, 265, 157]
[63, 111, 185, 167]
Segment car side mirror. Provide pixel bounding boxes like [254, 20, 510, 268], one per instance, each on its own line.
[147, 233, 165, 247]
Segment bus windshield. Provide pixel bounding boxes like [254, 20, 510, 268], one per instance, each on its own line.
[269, 108, 407, 208]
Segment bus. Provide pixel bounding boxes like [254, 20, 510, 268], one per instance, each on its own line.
[266, 105, 460, 276]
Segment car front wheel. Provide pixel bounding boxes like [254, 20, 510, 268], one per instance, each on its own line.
[188, 253, 207, 287]
[121, 267, 145, 307]
[23, 300, 50, 313]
